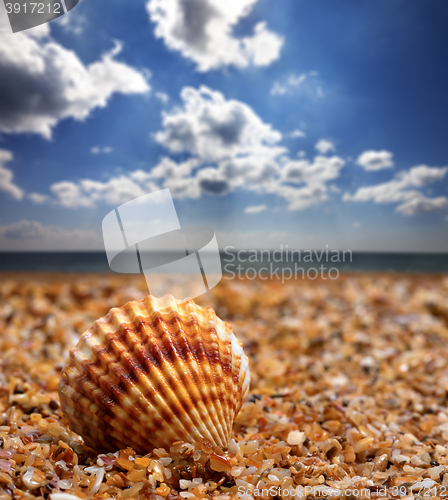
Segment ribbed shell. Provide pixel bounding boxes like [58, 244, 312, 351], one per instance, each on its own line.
[57, 295, 250, 453]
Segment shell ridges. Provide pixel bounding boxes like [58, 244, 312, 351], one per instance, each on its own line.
[57, 295, 250, 453]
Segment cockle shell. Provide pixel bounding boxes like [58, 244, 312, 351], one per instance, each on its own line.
[57, 295, 250, 453]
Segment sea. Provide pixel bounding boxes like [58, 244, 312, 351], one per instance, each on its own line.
[0, 251, 447, 274]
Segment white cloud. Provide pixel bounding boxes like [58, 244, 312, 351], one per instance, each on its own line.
[146, 0, 283, 72]
[270, 71, 320, 96]
[49, 174, 159, 209]
[406, 165, 448, 186]
[356, 150, 394, 171]
[245, 204, 266, 214]
[155, 91, 169, 104]
[50, 181, 96, 209]
[56, 9, 86, 35]
[289, 129, 305, 138]
[156, 86, 283, 161]
[345, 164, 448, 216]
[396, 196, 448, 216]
[282, 155, 344, 186]
[268, 182, 330, 211]
[27, 192, 49, 204]
[34, 86, 344, 212]
[0, 219, 102, 251]
[352, 222, 361, 228]
[0, 219, 47, 239]
[0, 25, 150, 138]
[91, 146, 113, 155]
[315, 139, 335, 155]
[0, 149, 23, 200]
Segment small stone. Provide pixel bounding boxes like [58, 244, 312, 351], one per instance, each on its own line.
[287, 431, 305, 446]
[49, 400, 60, 410]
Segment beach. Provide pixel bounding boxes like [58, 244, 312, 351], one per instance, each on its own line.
[1, 272, 448, 498]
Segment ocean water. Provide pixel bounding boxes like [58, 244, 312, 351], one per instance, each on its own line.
[0, 251, 447, 274]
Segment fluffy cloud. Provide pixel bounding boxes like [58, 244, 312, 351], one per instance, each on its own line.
[0, 219, 47, 239]
[344, 165, 448, 216]
[245, 204, 266, 214]
[282, 155, 344, 186]
[156, 86, 283, 161]
[154, 87, 345, 210]
[270, 71, 321, 97]
[27, 192, 49, 204]
[315, 139, 335, 155]
[146, 0, 283, 72]
[356, 150, 394, 171]
[50, 175, 158, 209]
[153, 86, 289, 196]
[0, 219, 102, 250]
[268, 182, 331, 211]
[0, 149, 23, 200]
[406, 165, 448, 186]
[56, 8, 86, 35]
[396, 196, 448, 216]
[31, 86, 344, 211]
[0, 23, 150, 138]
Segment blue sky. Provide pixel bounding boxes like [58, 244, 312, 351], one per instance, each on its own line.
[0, 0, 447, 252]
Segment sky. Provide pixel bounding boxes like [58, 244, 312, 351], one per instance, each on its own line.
[0, 0, 447, 253]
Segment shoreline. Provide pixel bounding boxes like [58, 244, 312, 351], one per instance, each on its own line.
[1, 270, 447, 282]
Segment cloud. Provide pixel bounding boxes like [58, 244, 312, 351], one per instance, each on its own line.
[0, 149, 23, 200]
[406, 165, 448, 186]
[245, 204, 266, 214]
[270, 71, 320, 96]
[352, 222, 361, 228]
[344, 164, 448, 216]
[196, 167, 230, 195]
[0, 26, 150, 138]
[155, 91, 169, 104]
[91, 146, 113, 155]
[49, 175, 158, 209]
[50, 181, 95, 209]
[156, 86, 283, 159]
[0, 219, 47, 239]
[356, 150, 394, 171]
[27, 192, 49, 204]
[268, 183, 330, 211]
[315, 139, 335, 155]
[395, 196, 448, 216]
[34, 86, 344, 212]
[56, 9, 86, 35]
[282, 155, 344, 186]
[146, 0, 283, 72]
[0, 219, 102, 251]
[289, 129, 305, 138]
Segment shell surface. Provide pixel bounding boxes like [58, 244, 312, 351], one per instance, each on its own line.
[57, 295, 250, 453]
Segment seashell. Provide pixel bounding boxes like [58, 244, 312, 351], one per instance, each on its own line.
[57, 295, 250, 453]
